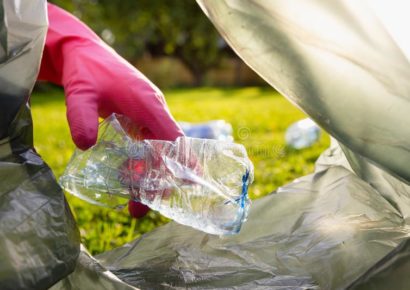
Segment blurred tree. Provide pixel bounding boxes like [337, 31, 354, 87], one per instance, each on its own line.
[49, 0, 232, 85]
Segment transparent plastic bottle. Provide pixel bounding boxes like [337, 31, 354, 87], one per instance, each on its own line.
[60, 114, 253, 235]
[285, 118, 321, 149]
[178, 120, 234, 142]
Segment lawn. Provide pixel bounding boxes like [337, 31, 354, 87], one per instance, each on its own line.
[31, 86, 329, 255]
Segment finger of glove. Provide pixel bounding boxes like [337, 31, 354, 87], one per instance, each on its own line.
[66, 91, 99, 150]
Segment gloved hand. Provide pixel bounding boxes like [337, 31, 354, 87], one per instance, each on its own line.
[38, 3, 183, 218]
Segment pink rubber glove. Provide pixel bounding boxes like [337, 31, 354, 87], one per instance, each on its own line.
[38, 3, 183, 218]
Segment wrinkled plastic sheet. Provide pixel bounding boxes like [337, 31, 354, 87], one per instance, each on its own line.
[52, 1, 410, 289]
[0, 1, 80, 289]
[197, 0, 410, 184]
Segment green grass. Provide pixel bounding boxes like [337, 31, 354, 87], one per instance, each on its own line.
[31, 86, 329, 255]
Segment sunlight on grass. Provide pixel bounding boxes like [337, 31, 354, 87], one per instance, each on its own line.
[31, 86, 329, 254]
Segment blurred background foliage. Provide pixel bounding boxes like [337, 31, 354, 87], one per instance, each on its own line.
[48, 0, 265, 87]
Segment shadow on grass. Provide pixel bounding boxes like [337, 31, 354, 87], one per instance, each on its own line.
[165, 86, 280, 100]
[32, 84, 280, 108]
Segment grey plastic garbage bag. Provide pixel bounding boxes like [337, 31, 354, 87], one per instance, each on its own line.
[52, 1, 410, 289]
[53, 142, 410, 289]
[96, 144, 410, 289]
[0, 1, 80, 289]
[197, 0, 410, 184]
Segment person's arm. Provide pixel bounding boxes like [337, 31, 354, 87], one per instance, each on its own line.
[38, 3, 183, 150]
[39, 3, 183, 217]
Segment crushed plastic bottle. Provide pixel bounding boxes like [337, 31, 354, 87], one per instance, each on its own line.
[179, 120, 234, 142]
[285, 118, 321, 149]
[60, 114, 253, 235]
